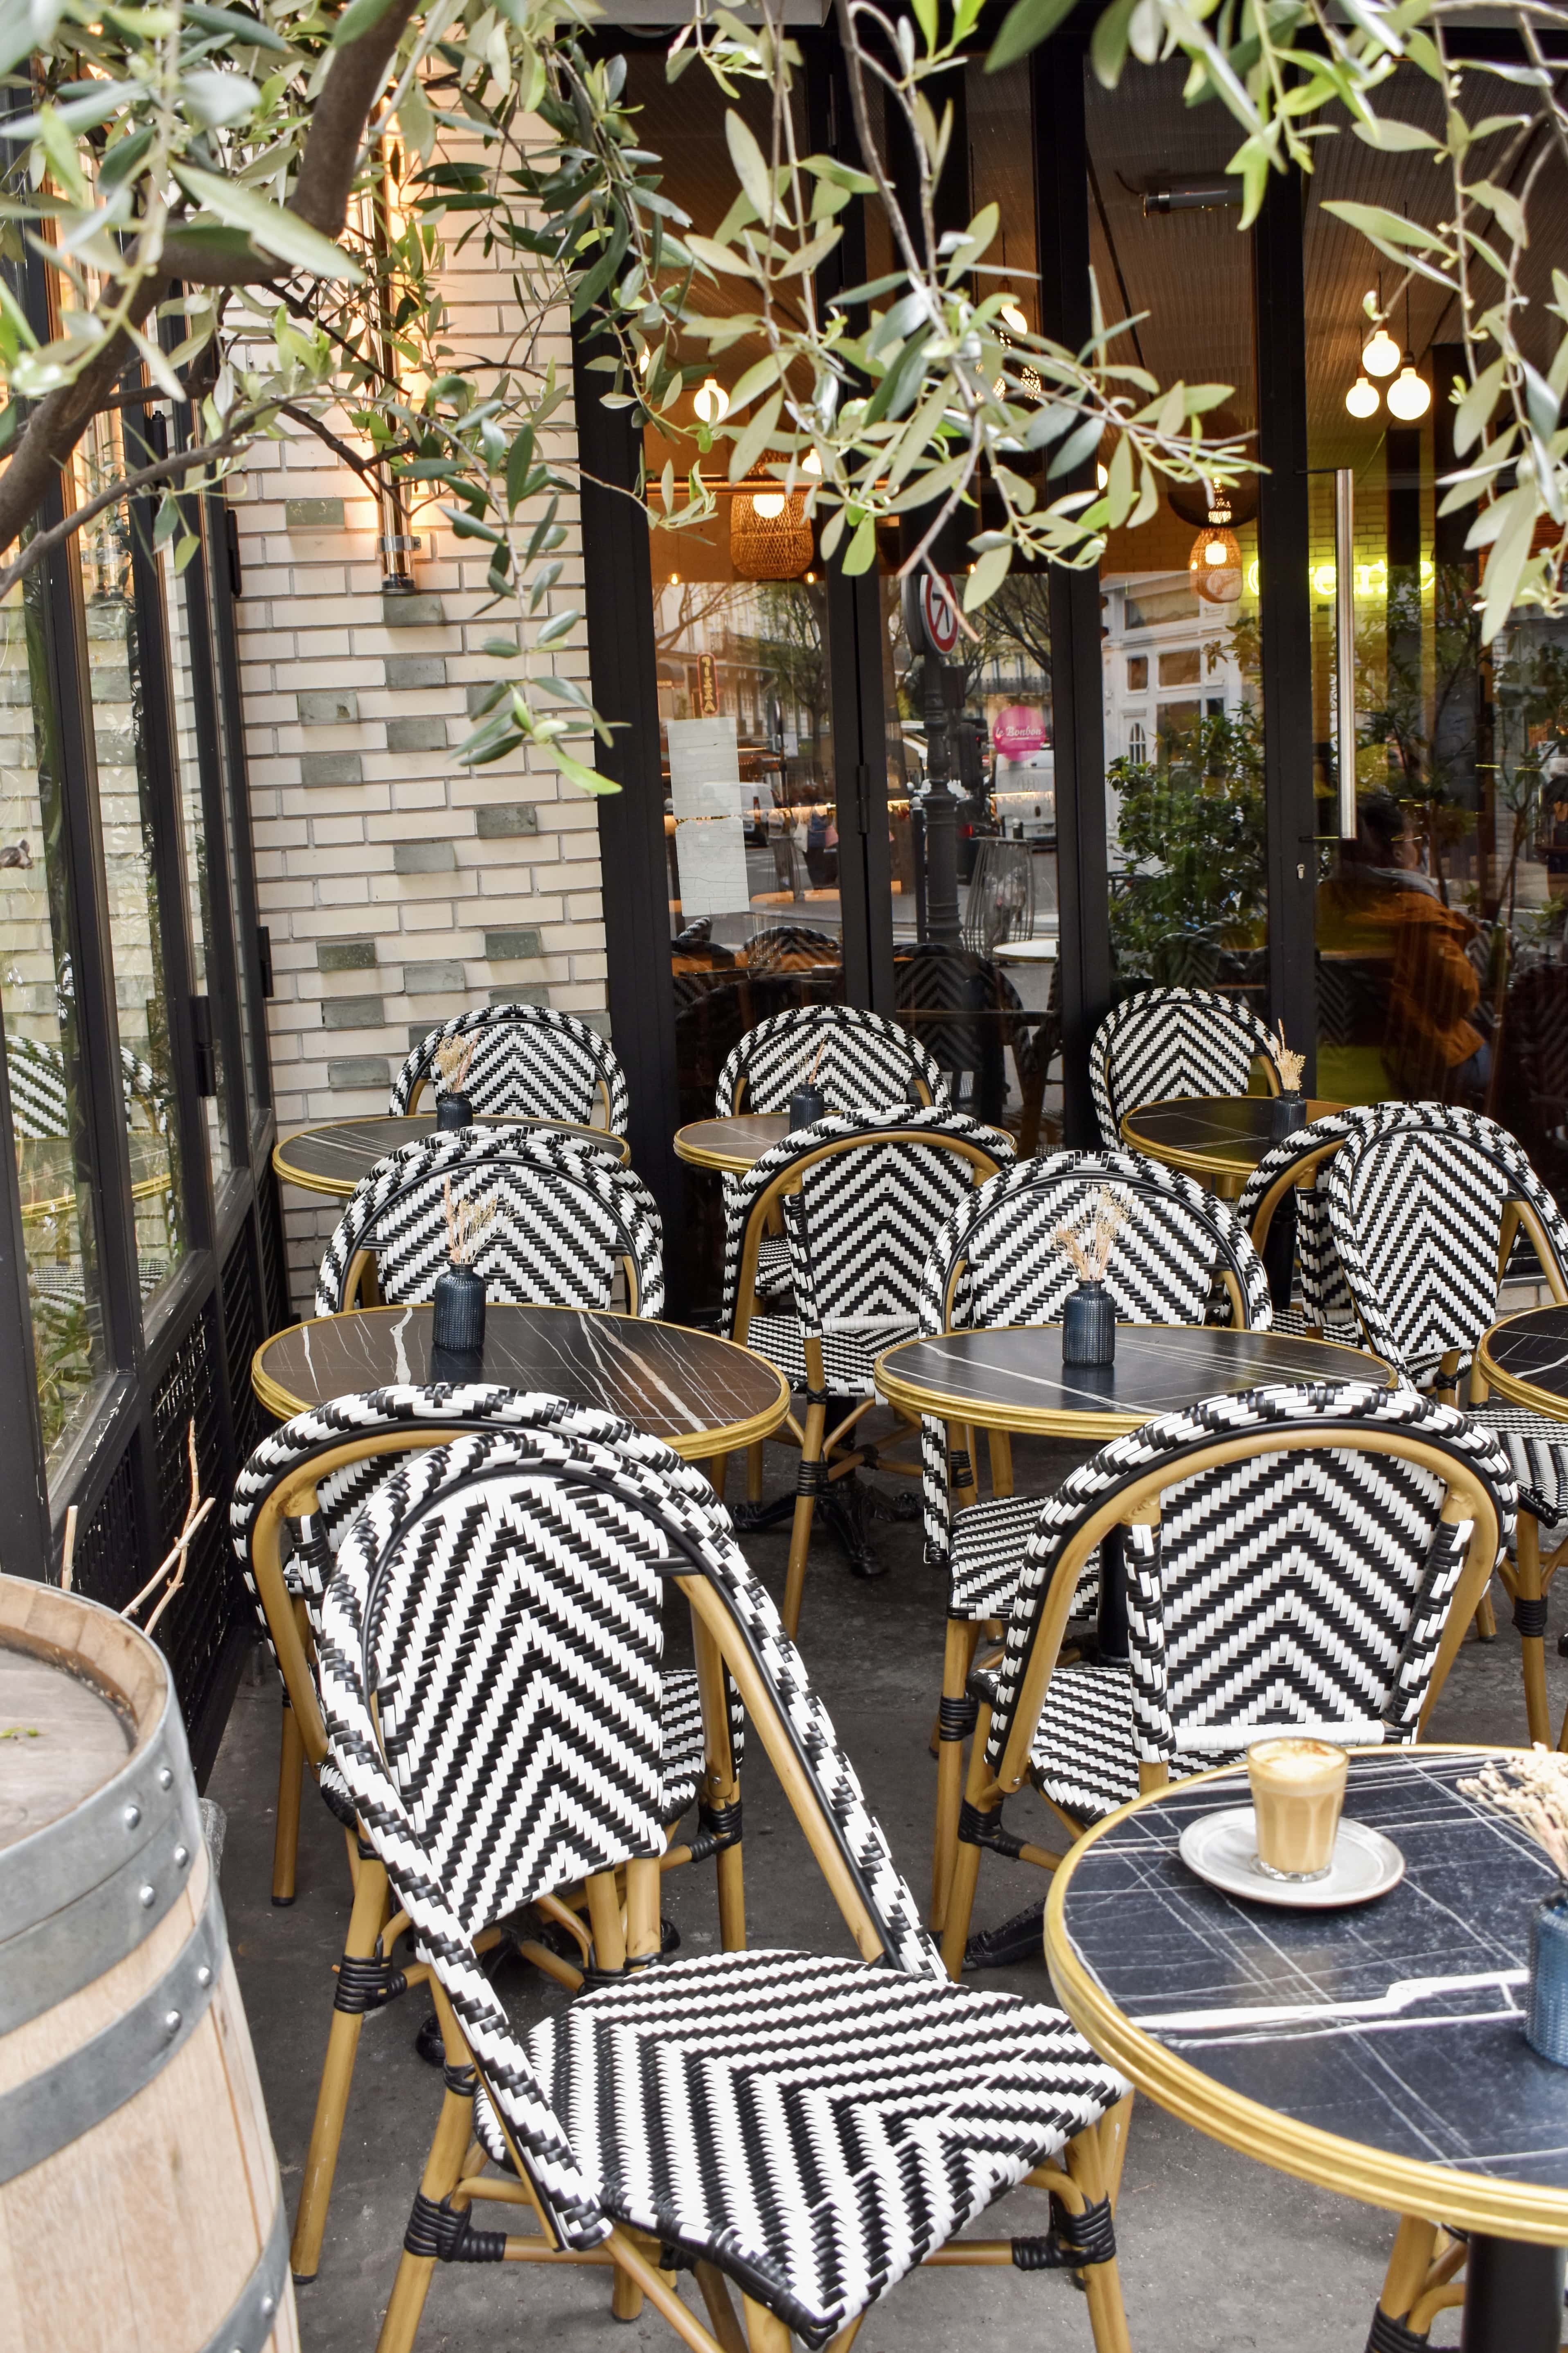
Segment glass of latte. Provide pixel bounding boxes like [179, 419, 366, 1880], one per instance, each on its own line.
[1246, 1737, 1349, 1882]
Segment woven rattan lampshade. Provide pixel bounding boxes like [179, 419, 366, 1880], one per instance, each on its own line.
[730, 486, 813, 580]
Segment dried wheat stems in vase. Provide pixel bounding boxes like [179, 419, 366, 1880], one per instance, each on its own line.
[1275, 1022, 1307, 1094]
[435, 1036, 476, 1093]
[443, 1179, 497, 1266]
[1052, 1186, 1128, 1285]
[1461, 1748, 1568, 1882]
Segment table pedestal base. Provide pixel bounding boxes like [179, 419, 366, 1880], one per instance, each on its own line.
[1458, 2235, 1564, 2353]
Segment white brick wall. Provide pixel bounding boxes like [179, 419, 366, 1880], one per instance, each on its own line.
[232, 251, 606, 1309]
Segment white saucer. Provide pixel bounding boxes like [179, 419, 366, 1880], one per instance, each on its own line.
[1178, 1805, 1405, 1909]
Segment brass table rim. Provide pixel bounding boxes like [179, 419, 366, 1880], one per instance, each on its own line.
[1045, 1746, 1568, 2245]
[251, 1299, 791, 1457]
[673, 1117, 785, 1175]
[273, 1114, 626, 1197]
[873, 1324, 1389, 1440]
[1476, 1310, 1568, 1423]
[1120, 1095, 1348, 1182]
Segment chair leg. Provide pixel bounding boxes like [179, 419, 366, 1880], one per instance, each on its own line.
[1065, 2118, 1133, 2353]
[746, 1442, 764, 1505]
[717, 1837, 746, 1951]
[291, 1850, 391, 2281]
[930, 1617, 979, 1932]
[1516, 1516, 1550, 1746]
[939, 1724, 994, 1978]
[272, 1693, 304, 1906]
[612, 2265, 644, 2322]
[782, 1392, 828, 1639]
[374, 2057, 479, 2353]
[743, 2294, 793, 2350]
[1474, 1586, 1498, 1642]
[1369, 2215, 1442, 2349]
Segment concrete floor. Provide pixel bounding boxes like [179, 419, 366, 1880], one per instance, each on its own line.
[210, 1430, 1564, 2353]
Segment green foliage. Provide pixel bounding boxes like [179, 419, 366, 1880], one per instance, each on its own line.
[1109, 704, 1267, 981]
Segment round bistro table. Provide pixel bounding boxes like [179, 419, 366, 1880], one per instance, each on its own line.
[1476, 1304, 1568, 1422]
[252, 1302, 789, 1460]
[273, 1113, 629, 1197]
[1046, 1748, 1568, 2351]
[875, 1324, 1386, 1660]
[1120, 1095, 1347, 1194]
[673, 1114, 790, 1175]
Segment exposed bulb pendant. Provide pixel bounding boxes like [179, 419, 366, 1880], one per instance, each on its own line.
[1362, 323, 1401, 378]
[1345, 373, 1380, 419]
[694, 376, 729, 424]
[1386, 360, 1432, 421]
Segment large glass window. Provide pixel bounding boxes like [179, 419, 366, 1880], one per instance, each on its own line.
[1086, 59, 1265, 1028]
[161, 517, 234, 1185]
[1304, 67, 1566, 1197]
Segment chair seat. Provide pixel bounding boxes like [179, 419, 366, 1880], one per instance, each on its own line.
[746, 1313, 920, 1396]
[473, 1948, 1124, 2347]
[950, 1496, 1101, 1626]
[1470, 1404, 1568, 1530]
[1027, 1664, 1221, 1825]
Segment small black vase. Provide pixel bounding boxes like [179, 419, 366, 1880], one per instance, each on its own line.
[1270, 1090, 1307, 1143]
[436, 1090, 474, 1131]
[429, 1341, 484, 1387]
[432, 1262, 486, 1351]
[1062, 1280, 1115, 1367]
[787, 1085, 825, 1131]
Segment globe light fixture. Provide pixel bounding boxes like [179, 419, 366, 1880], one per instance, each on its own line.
[1345, 373, 1380, 419]
[802, 448, 822, 475]
[1190, 520, 1242, 603]
[1000, 300, 1029, 334]
[1386, 358, 1432, 421]
[751, 491, 786, 519]
[694, 376, 729, 423]
[1362, 322, 1401, 378]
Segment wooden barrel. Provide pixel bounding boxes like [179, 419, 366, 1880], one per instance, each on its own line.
[0, 1574, 298, 2353]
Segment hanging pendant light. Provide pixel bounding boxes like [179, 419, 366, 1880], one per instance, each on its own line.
[1362, 323, 1401, 377]
[1189, 508, 1243, 603]
[693, 376, 729, 424]
[1345, 373, 1380, 418]
[730, 483, 813, 580]
[1385, 289, 1431, 421]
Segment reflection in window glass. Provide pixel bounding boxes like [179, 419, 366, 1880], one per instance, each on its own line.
[161, 525, 231, 1181]
[0, 575, 111, 1466]
[75, 414, 184, 1295]
[203, 496, 259, 1121]
[1306, 65, 1567, 1202]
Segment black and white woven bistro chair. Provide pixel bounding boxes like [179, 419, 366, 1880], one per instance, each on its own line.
[1232, 1106, 1383, 1335]
[916, 1151, 1273, 1929]
[1325, 1101, 1568, 1743]
[941, 1381, 1516, 1978]
[390, 1003, 631, 1133]
[313, 1126, 663, 1317]
[315, 1420, 1134, 2353]
[722, 1108, 1011, 1636]
[230, 1388, 746, 2285]
[1089, 986, 1285, 1151]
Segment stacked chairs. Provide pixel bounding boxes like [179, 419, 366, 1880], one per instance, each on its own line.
[1325, 1101, 1568, 1741]
[723, 1107, 1010, 1633]
[940, 1383, 1516, 1975]
[391, 1002, 630, 1132]
[1090, 985, 1284, 1151]
[917, 1151, 1273, 1928]
[316, 1416, 1134, 2353]
[231, 1387, 746, 2284]
[1234, 1105, 1379, 1333]
[313, 1126, 663, 1316]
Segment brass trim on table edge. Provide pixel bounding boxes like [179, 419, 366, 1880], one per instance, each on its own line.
[873, 1329, 1390, 1438]
[1119, 1098, 1349, 1181]
[250, 1304, 792, 1458]
[672, 1123, 766, 1173]
[1043, 1746, 1568, 2244]
[1476, 1322, 1568, 1424]
[272, 1117, 629, 1196]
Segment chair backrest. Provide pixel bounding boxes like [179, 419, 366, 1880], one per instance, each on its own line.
[715, 1005, 948, 1117]
[7, 1033, 169, 1140]
[720, 1108, 1012, 1339]
[315, 1423, 945, 2247]
[1234, 1108, 1384, 1331]
[1090, 986, 1284, 1148]
[1325, 1104, 1568, 1381]
[390, 1004, 630, 1131]
[919, 1149, 1273, 1339]
[745, 922, 841, 975]
[982, 1382, 1516, 1793]
[314, 1128, 663, 1317]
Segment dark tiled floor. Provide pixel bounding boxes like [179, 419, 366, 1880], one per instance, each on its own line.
[211, 1428, 1560, 2352]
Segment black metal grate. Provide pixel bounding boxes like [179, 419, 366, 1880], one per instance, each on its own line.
[221, 1228, 263, 1459]
[69, 1442, 143, 1613]
[150, 1306, 240, 1712]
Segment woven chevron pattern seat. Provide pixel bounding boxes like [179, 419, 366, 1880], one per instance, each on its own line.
[1324, 1103, 1568, 1742]
[1234, 1108, 1384, 1336]
[1089, 985, 1284, 1149]
[723, 1108, 1011, 1634]
[940, 1382, 1516, 1972]
[390, 1003, 629, 1131]
[313, 1126, 663, 1317]
[230, 1390, 747, 2285]
[715, 1004, 947, 1116]
[316, 1422, 1132, 2353]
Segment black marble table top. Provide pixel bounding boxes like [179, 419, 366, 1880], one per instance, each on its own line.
[252, 1304, 788, 1455]
[875, 1322, 1384, 1433]
[274, 1114, 628, 1194]
[1481, 1305, 1568, 1419]
[1052, 1750, 1568, 2208]
[1120, 1095, 1347, 1175]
